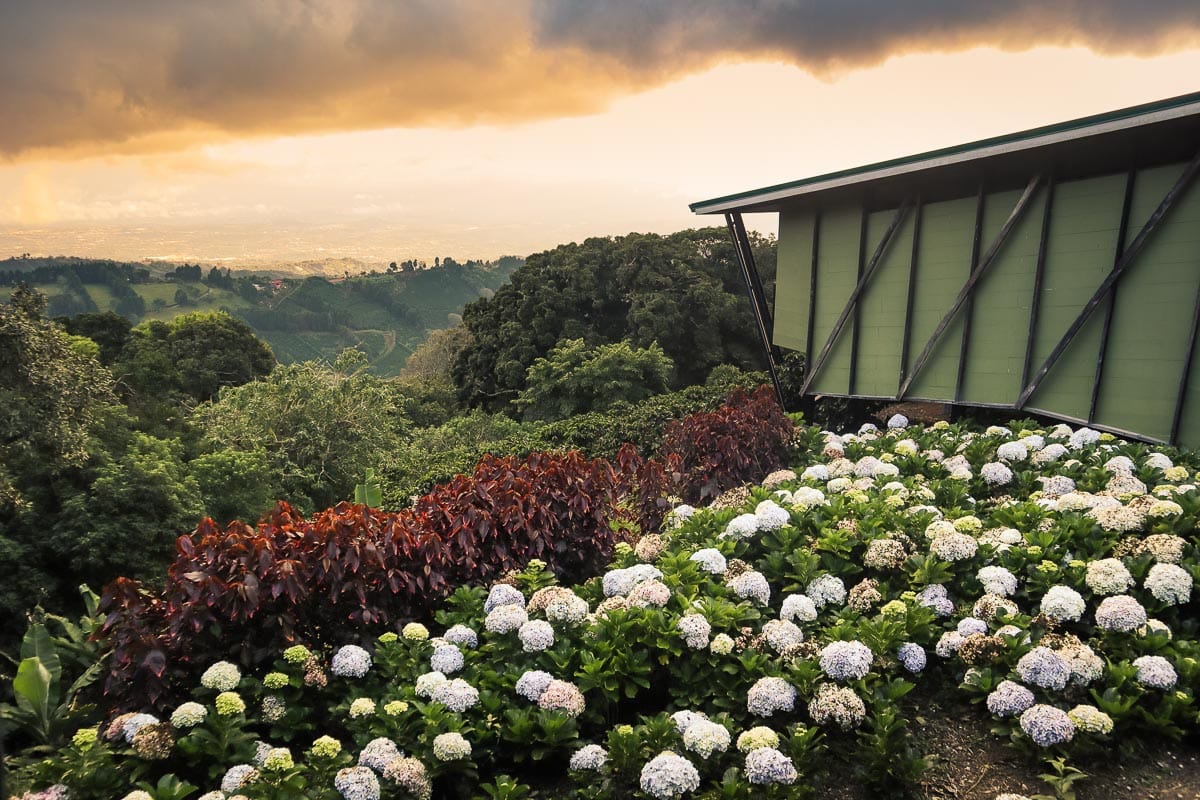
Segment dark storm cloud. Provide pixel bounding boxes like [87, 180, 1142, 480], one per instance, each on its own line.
[2, 0, 1198, 158]
[533, 1, 1200, 72]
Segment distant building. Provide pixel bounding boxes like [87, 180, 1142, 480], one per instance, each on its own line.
[692, 92, 1200, 446]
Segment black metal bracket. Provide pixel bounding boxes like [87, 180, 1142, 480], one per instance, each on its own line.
[799, 198, 914, 396]
[725, 212, 785, 409]
[899, 175, 1043, 399]
[1017, 149, 1200, 409]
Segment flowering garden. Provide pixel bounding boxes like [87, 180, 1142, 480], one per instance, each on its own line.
[5, 395, 1200, 799]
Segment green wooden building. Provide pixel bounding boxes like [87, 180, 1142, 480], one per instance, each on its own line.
[691, 91, 1200, 446]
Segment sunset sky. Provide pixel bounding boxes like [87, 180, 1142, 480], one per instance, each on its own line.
[2, 1, 1199, 267]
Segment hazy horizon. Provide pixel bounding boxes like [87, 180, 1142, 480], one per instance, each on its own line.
[3, 3, 1200, 268]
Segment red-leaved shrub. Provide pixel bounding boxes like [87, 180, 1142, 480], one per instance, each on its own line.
[656, 386, 793, 504]
[98, 451, 621, 709]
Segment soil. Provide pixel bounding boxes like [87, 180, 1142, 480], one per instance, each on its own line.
[823, 690, 1200, 800]
[875, 401, 954, 426]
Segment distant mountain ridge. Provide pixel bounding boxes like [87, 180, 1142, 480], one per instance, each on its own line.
[0, 255, 521, 375]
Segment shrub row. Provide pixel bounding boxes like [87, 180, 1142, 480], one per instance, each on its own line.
[95, 388, 793, 710]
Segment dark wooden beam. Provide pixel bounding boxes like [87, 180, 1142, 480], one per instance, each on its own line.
[1170, 277, 1200, 444]
[726, 212, 785, 408]
[955, 185, 986, 403]
[805, 210, 820, 369]
[1020, 176, 1055, 395]
[1088, 170, 1136, 423]
[898, 174, 1043, 399]
[898, 197, 923, 391]
[799, 199, 913, 396]
[1017, 149, 1200, 409]
[849, 205, 869, 394]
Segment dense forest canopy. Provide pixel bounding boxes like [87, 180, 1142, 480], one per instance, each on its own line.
[453, 228, 776, 410]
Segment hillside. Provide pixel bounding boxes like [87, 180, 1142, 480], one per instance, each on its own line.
[0, 256, 521, 374]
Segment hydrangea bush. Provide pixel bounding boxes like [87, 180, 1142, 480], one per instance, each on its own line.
[9, 419, 1200, 798]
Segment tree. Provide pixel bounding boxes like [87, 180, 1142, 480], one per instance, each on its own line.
[192, 349, 407, 511]
[189, 447, 277, 525]
[515, 338, 674, 421]
[452, 227, 776, 412]
[51, 433, 205, 584]
[166, 311, 276, 402]
[0, 286, 119, 639]
[111, 311, 276, 433]
[57, 311, 132, 365]
[402, 326, 473, 383]
[0, 286, 116, 488]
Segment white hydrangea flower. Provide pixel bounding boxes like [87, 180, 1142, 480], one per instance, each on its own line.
[569, 744, 608, 771]
[1040, 585, 1086, 622]
[723, 513, 760, 540]
[806, 575, 845, 609]
[977, 566, 1018, 597]
[682, 718, 731, 758]
[747, 677, 796, 717]
[429, 644, 464, 674]
[1144, 563, 1192, 605]
[1094, 595, 1147, 632]
[483, 583, 526, 613]
[791, 486, 828, 508]
[801, 464, 830, 482]
[200, 661, 241, 691]
[677, 614, 712, 650]
[689, 548, 727, 574]
[981, 462, 1013, 485]
[931, 533, 977, 562]
[330, 646, 372, 679]
[779, 593, 818, 624]
[1085, 559, 1134, 595]
[762, 619, 803, 653]
[518, 620, 555, 652]
[484, 604, 528, 634]
[754, 500, 791, 531]
[818, 640, 873, 681]
[639, 752, 700, 799]
[996, 441, 1028, 462]
[431, 678, 479, 712]
[414, 671, 448, 698]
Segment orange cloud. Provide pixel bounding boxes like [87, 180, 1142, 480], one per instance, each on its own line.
[2, 1, 1198, 160]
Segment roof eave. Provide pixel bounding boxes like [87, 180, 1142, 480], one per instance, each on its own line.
[690, 91, 1200, 216]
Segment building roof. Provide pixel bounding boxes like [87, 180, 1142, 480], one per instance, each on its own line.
[690, 91, 1200, 215]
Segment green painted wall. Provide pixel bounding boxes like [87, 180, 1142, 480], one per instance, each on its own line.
[1095, 165, 1200, 440]
[770, 158, 1200, 445]
[855, 208, 916, 397]
[774, 209, 813, 354]
[960, 188, 1046, 405]
[809, 204, 861, 395]
[905, 196, 975, 400]
[1026, 174, 1126, 420]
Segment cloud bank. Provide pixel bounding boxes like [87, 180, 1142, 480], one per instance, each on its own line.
[2, 0, 1198, 158]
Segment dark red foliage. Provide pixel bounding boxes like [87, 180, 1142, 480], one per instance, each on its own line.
[616, 442, 684, 534]
[656, 386, 793, 504]
[98, 451, 621, 710]
[96, 391, 789, 710]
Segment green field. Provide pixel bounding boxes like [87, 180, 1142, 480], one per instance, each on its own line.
[5, 258, 518, 375]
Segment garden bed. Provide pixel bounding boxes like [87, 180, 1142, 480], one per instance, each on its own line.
[6, 416, 1200, 800]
